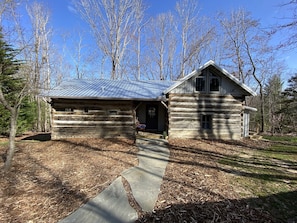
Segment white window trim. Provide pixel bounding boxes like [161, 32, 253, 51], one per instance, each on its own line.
[195, 70, 221, 93]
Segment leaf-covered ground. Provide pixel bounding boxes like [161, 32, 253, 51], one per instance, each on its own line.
[0, 134, 138, 223]
[1, 133, 296, 222]
[139, 140, 274, 222]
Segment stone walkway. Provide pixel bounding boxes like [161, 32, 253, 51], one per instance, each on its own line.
[59, 137, 169, 223]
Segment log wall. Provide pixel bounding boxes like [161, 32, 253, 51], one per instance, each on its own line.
[51, 99, 135, 139]
[168, 94, 243, 140]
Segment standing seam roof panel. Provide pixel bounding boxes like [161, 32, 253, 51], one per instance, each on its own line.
[45, 79, 176, 100]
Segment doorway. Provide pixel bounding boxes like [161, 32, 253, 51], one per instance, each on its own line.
[146, 105, 158, 131]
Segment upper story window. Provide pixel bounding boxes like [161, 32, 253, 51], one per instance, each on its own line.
[195, 70, 220, 93]
[195, 73, 206, 92]
[210, 73, 220, 92]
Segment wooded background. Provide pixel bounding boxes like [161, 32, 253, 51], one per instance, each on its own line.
[0, 0, 296, 139]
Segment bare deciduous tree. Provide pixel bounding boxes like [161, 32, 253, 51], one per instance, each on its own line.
[74, 0, 144, 80]
[0, 0, 14, 23]
[146, 12, 177, 80]
[219, 8, 280, 132]
[63, 31, 87, 79]
[175, 0, 214, 78]
[275, 1, 297, 49]
[242, 17, 279, 133]
[27, 1, 52, 131]
[176, 0, 198, 78]
[219, 9, 255, 83]
[134, 0, 146, 80]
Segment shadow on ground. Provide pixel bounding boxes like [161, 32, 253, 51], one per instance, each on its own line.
[11, 134, 297, 223]
[0, 134, 138, 222]
[21, 133, 51, 141]
[137, 190, 297, 223]
[136, 138, 297, 223]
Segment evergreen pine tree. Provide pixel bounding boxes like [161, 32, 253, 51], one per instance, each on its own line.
[0, 30, 28, 171]
[281, 74, 297, 133]
[264, 75, 283, 134]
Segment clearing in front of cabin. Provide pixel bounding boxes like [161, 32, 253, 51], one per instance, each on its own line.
[1, 133, 296, 222]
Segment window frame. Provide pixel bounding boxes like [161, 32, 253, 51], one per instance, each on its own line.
[107, 110, 119, 115]
[64, 108, 73, 112]
[209, 74, 220, 92]
[201, 114, 212, 130]
[195, 73, 206, 92]
[195, 70, 221, 93]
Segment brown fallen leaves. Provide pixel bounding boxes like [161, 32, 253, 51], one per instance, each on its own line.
[0, 134, 138, 223]
[1, 134, 276, 222]
[137, 139, 275, 223]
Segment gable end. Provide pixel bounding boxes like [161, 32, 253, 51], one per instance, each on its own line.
[164, 60, 256, 97]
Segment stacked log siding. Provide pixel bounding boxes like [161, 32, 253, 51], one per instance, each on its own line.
[46, 61, 256, 140]
[51, 99, 134, 139]
[168, 94, 243, 140]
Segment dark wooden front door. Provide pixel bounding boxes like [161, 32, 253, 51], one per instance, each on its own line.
[146, 105, 158, 130]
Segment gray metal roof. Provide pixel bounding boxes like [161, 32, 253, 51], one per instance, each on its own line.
[44, 79, 176, 101]
[43, 61, 256, 101]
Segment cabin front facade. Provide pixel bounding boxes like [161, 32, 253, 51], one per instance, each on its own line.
[165, 62, 256, 140]
[46, 61, 256, 140]
[48, 80, 173, 140]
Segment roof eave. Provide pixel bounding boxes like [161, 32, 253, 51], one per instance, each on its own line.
[210, 62, 257, 96]
[163, 70, 198, 94]
[163, 60, 215, 94]
[243, 106, 258, 112]
[48, 96, 167, 101]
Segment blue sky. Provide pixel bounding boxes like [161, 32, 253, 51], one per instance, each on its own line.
[147, 0, 281, 21]
[26, 0, 296, 77]
[46, 0, 283, 29]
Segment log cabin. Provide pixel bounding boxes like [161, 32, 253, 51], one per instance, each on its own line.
[44, 60, 256, 140]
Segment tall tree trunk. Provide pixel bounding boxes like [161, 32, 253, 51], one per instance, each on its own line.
[27, 2, 51, 132]
[112, 59, 116, 80]
[259, 86, 265, 132]
[137, 26, 141, 80]
[4, 108, 18, 171]
[37, 96, 42, 131]
[244, 33, 266, 132]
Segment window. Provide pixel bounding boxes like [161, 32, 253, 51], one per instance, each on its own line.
[195, 70, 220, 93]
[201, 115, 212, 130]
[147, 106, 156, 118]
[196, 73, 206, 91]
[108, 110, 119, 115]
[210, 73, 220, 91]
[196, 77, 205, 91]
